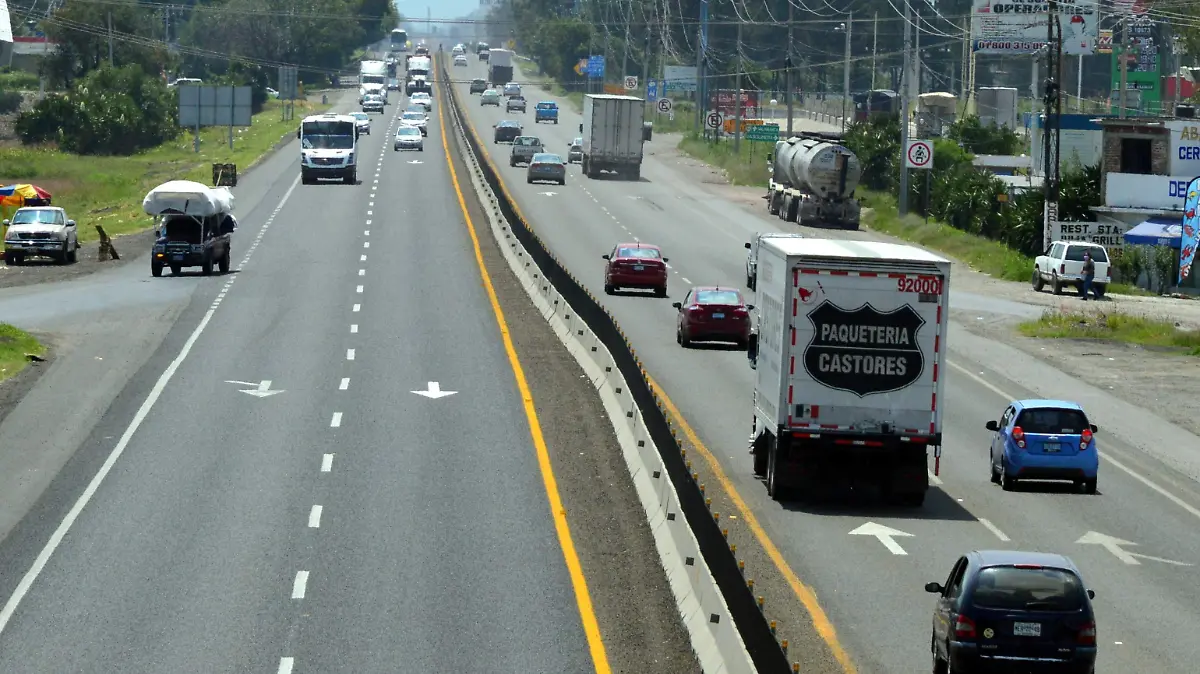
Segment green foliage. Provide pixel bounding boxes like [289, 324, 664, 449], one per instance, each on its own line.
[0, 90, 22, 115]
[40, 2, 173, 88]
[0, 70, 40, 91]
[947, 116, 1023, 156]
[15, 65, 178, 156]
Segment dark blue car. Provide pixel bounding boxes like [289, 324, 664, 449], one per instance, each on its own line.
[986, 399, 1099, 494]
[927, 550, 1097, 673]
[534, 101, 559, 124]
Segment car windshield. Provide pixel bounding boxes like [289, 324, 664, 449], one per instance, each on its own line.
[473, 80, 485, 85]
[617, 247, 661, 259]
[302, 135, 353, 150]
[972, 566, 1085, 612]
[532, 154, 562, 164]
[572, 138, 583, 146]
[397, 127, 420, 136]
[351, 113, 368, 121]
[537, 102, 556, 109]
[1014, 407, 1089, 434]
[11, 210, 60, 225]
[516, 137, 541, 146]
[696, 290, 742, 305]
[413, 93, 429, 100]
[403, 112, 424, 120]
[1065, 245, 1108, 263]
[499, 121, 519, 128]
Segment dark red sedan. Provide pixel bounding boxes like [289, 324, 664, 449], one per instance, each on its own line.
[602, 242, 669, 297]
[673, 287, 754, 348]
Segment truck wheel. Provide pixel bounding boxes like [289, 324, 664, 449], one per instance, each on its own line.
[784, 196, 799, 223]
[151, 260, 163, 277]
[766, 443, 790, 501]
[604, 284, 615, 295]
[1051, 273, 1062, 295]
[751, 437, 769, 477]
[1031, 268, 1045, 292]
[767, 193, 780, 215]
[631, 167, 641, 181]
[67, 241, 78, 263]
[746, 274, 755, 291]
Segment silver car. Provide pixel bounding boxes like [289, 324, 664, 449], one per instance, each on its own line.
[394, 125, 424, 151]
[567, 137, 583, 163]
[480, 89, 501, 106]
[400, 110, 428, 136]
[362, 94, 384, 113]
[350, 112, 371, 135]
[527, 153, 566, 185]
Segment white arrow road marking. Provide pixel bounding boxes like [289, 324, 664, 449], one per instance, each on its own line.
[411, 381, 457, 399]
[224, 380, 284, 397]
[408, 160, 423, 164]
[849, 521, 913, 555]
[1075, 531, 1193, 566]
[539, 191, 557, 196]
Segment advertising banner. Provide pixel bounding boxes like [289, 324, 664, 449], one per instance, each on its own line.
[971, 0, 1099, 56]
[1181, 177, 1200, 284]
[709, 89, 758, 115]
[1097, 29, 1113, 54]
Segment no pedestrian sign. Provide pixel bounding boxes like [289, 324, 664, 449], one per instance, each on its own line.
[905, 139, 933, 170]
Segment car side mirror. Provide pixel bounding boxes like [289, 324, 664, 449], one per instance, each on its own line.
[66, 220, 76, 227]
[671, 302, 682, 309]
[1089, 424, 1098, 433]
[601, 254, 610, 260]
[985, 420, 999, 432]
[747, 333, 759, 366]
[747, 304, 755, 311]
[1087, 589, 1095, 600]
[2, 219, 9, 226]
[662, 257, 669, 263]
[925, 582, 944, 594]
[745, 242, 752, 249]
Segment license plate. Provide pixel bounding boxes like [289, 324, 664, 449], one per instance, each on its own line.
[172, 254, 185, 261]
[712, 313, 725, 319]
[633, 265, 644, 271]
[1013, 622, 1041, 637]
[1042, 442, 1061, 453]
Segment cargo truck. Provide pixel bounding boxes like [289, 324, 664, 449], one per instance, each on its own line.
[488, 48, 514, 86]
[359, 60, 388, 103]
[579, 94, 645, 180]
[745, 238, 950, 506]
[766, 135, 861, 229]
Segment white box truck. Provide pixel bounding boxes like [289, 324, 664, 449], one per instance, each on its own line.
[487, 48, 514, 86]
[359, 60, 388, 103]
[746, 238, 950, 506]
[579, 94, 645, 180]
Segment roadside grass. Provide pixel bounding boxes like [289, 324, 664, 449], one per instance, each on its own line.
[678, 133, 771, 185]
[1019, 309, 1200, 355]
[0, 323, 44, 384]
[515, 60, 585, 112]
[0, 70, 40, 91]
[0, 97, 330, 244]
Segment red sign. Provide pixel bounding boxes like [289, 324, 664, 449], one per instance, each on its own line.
[708, 89, 759, 114]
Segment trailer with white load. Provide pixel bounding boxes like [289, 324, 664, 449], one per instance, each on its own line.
[746, 238, 950, 506]
[359, 60, 388, 103]
[579, 94, 645, 180]
[766, 135, 861, 229]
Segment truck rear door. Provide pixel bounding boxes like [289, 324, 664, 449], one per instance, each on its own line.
[785, 260, 947, 437]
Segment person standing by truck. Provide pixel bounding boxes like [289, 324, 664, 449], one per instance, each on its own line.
[1080, 251, 1096, 300]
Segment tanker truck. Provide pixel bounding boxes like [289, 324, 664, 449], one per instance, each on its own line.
[766, 135, 862, 230]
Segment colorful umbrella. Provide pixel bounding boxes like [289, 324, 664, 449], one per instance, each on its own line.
[0, 184, 52, 208]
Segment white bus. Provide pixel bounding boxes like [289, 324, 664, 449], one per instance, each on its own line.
[298, 114, 359, 185]
[390, 28, 409, 52]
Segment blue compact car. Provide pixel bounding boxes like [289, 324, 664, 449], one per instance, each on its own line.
[926, 550, 1098, 674]
[534, 101, 559, 124]
[986, 399, 1099, 493]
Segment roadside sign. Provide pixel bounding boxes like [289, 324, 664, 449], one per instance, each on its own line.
[723, 117, 764, 135]
[657, 98, 673, 114]
[705, 110, 722, 130]
[586, 55, 606, 78]
[574, 59, 588, 76]
[624, 75, 638, 90]
[905, 139, 934, 169]
[745, 123, 780, 143]
[647, 80, 658, 101]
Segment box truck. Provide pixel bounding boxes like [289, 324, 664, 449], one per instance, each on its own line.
[579, 94, 645, 180]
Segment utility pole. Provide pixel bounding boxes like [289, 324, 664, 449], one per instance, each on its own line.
[621, 17, 630, 84]
[1118, 16, 1129, 118]
[640, 21, 651, 101]
[1042, 0, 1063, 252]
[107, 11, 114, 66]
[899, 0, 912, 216]
[842, 12, 853, 132]
[785, 1, 794, 136]
[733, 20, 743, 154]
[695, 0, 707, 131]
[913, 2, 921, 102]
[869, 12, 877, 115]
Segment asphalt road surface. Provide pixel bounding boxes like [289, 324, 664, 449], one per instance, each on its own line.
[456, 60, 1200, 673]
[0, 84, 698, 673]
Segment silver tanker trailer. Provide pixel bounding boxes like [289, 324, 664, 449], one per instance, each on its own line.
[765, 136, 862, 229]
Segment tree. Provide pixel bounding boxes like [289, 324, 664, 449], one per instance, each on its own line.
[41, 2, 172, 88]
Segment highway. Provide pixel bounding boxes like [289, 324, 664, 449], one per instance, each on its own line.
[0, 84, 691, 673]
[453, 58, 1200, 673]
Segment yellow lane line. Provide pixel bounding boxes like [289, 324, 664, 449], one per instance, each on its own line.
[435, 64, 613, 674]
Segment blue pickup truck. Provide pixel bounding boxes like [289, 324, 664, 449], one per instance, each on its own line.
[534, 101, 559, 124]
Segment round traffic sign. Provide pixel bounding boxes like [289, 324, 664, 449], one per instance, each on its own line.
[624, 75, 638, 90]
[705, 111, 721, 130]
[906, 140, 932, 169]
[657, 98, 673, 114]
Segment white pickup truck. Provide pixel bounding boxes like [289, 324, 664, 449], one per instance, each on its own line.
[1032, 240, 1111, 297]
[3, 206, 79, 265]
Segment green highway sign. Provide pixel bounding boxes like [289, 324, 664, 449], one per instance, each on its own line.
[745, 123, 779, 142]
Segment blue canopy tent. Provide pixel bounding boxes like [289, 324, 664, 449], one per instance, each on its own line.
[1122, 218, 1183, 248]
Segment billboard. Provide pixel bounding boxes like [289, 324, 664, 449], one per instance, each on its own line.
[663, 65, 697, 93]
[971, 0, 1099, 56]
[709, 89, 759, 115]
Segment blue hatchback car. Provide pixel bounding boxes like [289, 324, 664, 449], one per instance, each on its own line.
[987, 399, 1099, 493]
[926, 550, 1098, 674]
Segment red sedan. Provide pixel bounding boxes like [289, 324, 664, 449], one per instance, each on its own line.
[673, 286, 754, 348]
[602, 242, 669, 297]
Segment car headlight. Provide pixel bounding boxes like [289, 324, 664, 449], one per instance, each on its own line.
[347, 153, 355, 164]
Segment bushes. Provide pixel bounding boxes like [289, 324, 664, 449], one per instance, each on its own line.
[0, 90, 23, 114]
[14, 64, 177, 156]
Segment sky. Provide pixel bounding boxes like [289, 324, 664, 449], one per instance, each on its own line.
[396, 0, 484, 24]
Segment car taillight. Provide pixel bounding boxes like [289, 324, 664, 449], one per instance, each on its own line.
[953, 614, 977, 640]
[1012, 426, 1026, 449]
[1060, 263, 1066, 274]
[1080, 429, 1093, 450]
[734, 307, 749, 317]
[1077, 621, 1096, 646]
[687, 305, 703, 312]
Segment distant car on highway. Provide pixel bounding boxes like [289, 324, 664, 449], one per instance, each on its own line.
[393, 125, 424, 152]
[493, 119, 522, 143]
[469, 78, 488, 94]
[509, 135, 543, 166]
[454, 54, 468, 66]
[350, 111, 371, 135]
[409, 91, 432, 111]
[672, 287, 753, 348]
[361, 93, 384, 113]
[1033, 240, 1111, 297]
[602, 242, 668, 297]
[925, 550, 1097, 674]
[481, 89, 501, 106]
[567, 137, 583, 163]
[535, 101, 559, 124]
[986, 399, 1099, 493]
[527, 152, 566, 185]
[400, 110, 428, 136]
[503, 82, 521, 98]
[506, 95, 526, 113]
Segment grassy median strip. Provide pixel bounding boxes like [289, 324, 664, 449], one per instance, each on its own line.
[1019, 310, 1200, 355]
[0, 323, 44, 383]
[0, 98, 330, 244]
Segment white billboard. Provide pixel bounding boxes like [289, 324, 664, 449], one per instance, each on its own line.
[971, 0, 1099, 56]
[663, 65, 697, 93]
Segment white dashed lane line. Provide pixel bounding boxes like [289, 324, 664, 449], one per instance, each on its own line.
[321, 454, 334, 472]
[308, 506, 323, 529]
[352, 303, 361, 312]
[291, 571, 309, 599]
[358, 269, 366, 276]
[978, 518, 1011, 542]
[330, 412, 342, 428]
[361, 255, 367, 262]
[350, 324, 358, 333]
[278, 657, 295, 674]
[339, 377, 350, 390]
[356, 285, 364, 293]
[346, 349, 355, 361]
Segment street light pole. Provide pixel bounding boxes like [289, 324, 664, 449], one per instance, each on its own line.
[843, 12, 852, 132]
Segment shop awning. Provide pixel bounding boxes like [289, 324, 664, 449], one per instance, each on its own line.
[1123, 217, 1183, 248]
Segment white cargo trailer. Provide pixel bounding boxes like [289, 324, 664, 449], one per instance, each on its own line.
[746, 238, 950, 506]
[579, 94, 645, 180]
